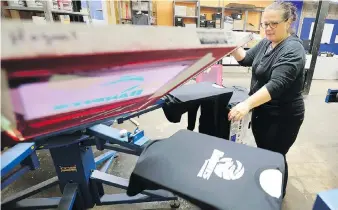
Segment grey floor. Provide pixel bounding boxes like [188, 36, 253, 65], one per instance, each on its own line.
[1, 72, 338, 210]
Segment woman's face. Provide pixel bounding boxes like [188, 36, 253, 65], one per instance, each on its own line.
[261, 9, 291, 43]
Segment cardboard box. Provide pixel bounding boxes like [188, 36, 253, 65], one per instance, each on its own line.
[215, 19, 221, 28]
[233, 19, 258, 31]
[175, 5, 186, 16]
[233, 20, 244, 30]
[26, 0, 43, 7]
[185, 24, 196, 28]
[229, 112, 252, 145]
[186, 7, 195, 17]
[132, 2, 148, 11]
[7, 0, 25, 7]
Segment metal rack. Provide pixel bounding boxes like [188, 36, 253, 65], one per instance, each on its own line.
[173, 0, 263, 32]
[2, 0, 92, 23]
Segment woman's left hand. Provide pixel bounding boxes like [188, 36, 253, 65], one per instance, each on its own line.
[228, 101, 251, 121]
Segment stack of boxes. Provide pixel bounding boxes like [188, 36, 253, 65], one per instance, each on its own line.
[199, 13, 221, 29]
[200, 14, 206, 27]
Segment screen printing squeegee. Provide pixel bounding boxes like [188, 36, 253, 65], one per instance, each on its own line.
[1, 20, 253, 142]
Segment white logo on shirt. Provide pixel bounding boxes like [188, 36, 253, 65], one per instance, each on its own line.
[197, 149, 245, 180]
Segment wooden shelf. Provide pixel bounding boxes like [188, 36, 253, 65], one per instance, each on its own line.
[200, 5, 222, 9]
[51, 9, 89, 16]
[3, 6, 44, 12]
[3, 6, 90, 16]
[175, 0, 198, 2]
[175, 15, 198, 18]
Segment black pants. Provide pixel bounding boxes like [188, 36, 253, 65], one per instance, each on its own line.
[251, 109, 304, 196]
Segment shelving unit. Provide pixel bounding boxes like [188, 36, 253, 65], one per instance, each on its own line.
[173, 0, 200, 27]
[2, 1, 92, 23]
[172, 0, 263, 33]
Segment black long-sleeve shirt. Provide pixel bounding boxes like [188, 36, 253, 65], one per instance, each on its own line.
[238, 35, 306, 116]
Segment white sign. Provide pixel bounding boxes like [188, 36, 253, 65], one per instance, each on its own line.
[309, 22, 334, 44]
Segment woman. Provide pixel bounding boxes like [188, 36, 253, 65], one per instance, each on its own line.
[229, 2, 306, 197]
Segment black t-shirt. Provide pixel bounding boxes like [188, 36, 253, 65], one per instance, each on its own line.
[238, 35, 306, 116]
[127, 130, 285, 210]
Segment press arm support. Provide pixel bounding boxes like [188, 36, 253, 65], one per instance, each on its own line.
[231, 41, 263, 67]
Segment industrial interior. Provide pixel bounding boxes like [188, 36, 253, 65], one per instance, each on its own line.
[1, 0, 337, 210]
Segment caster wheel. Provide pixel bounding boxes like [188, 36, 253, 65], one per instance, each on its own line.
[170, 200, 180, 209]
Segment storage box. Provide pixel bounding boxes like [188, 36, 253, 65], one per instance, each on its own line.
[132, 1, 148, 11]
[215, 19, 221, 28]
[47, 0, 59, 10]
[206, 20, 215, 28]
[200, 20, 206, 27]
[233, 19, 258, 31]
[7, 0, 25, 7]
[175, 17, 184, 27]
[185, 24, 196, 28]
[32, 16, 47, 24]
[58, 0, 73, 11]
[212, 13, 222, 20]
[186, 7, 195, 17]
[175, 5, 186, 16]
[233, 19, 244, 30]
[26, 0, 43, 7]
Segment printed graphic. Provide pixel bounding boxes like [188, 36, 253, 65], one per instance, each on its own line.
[197, 149, 244, 181]
[54, 85, 143, 111]
[16, 64, 186, 120]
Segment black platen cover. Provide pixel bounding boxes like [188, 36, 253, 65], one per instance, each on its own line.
[127, 130, 285, 210]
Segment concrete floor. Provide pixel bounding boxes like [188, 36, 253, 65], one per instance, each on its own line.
[1, 72, 338, 210]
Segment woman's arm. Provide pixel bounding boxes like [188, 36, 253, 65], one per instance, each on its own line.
[245, 86, 271, 109]
[230, 39, 264, 67]
[231, 47, 247, 62]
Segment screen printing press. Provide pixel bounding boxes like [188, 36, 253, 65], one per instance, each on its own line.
[1, 20, 286, 210]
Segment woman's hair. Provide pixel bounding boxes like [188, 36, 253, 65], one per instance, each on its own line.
[265, 1, 298, 33]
